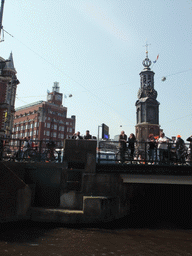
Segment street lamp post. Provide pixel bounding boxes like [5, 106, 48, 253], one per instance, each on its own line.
[97, 124, 102, 149]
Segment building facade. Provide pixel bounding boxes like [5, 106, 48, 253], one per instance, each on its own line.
[0, 53, 19, 137]
[135, 49, 160, 142]
[12, 82, 75, 145]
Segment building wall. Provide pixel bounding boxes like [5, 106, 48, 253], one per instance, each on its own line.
[12, 101, 76, 145]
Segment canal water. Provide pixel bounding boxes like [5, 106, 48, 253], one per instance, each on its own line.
[1, 215, 192, 256]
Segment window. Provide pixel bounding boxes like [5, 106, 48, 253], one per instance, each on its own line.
[67, 127, 72, 132]
[54, 124, 57, 130]
[30, 123, 34, 129]
[30, 131, 33, 136]
[46, 131, 50, 136]
[53, 132, 57, 138]
[44, 123, 46, 127]
[47, 123, 50, 128]
[33, 130, 36, 135]
[61, 134, 64, 139]
[34, 122, 37, 127]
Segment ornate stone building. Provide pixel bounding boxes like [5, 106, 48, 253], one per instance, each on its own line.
[135, 50, 160, 143]
[0, 52, 19, 137]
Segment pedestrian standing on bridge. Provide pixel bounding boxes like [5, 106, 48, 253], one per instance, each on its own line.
[157, 132, 168, 163]
[186, 135, 192, 165]
[84, 130, 92, 140]
[72, 131, 83, 140]
[119, 131, 127, 163]
[127, 133, 136, 161]
[148, 134, 156, 163]
[176, 135, 185, 164]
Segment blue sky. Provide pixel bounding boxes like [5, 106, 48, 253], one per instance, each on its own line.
[1, 0, 192, 140]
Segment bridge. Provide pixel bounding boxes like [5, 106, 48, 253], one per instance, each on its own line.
[0, 138, 192, 224]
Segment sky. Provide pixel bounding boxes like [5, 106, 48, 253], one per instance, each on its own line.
[0, 0, 192, 140]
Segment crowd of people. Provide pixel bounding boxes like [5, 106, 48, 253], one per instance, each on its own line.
[119, 131, 192, 165]
[0, 129, 191, 165]
[72, 130, 94, 140]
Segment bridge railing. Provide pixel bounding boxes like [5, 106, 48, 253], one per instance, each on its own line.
[0, 137, 191, 166]
[97, 140, 192, 166]
[0, 137, 64, 162]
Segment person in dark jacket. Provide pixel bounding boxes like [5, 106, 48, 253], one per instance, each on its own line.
[128, 133, 136, 160]
[186, 135, 192, 148]
[84, 130, 92, 140]
[148, 134, 156, 163]
[176, 135, 185, 164]
[186, 135, 192, 165]
[119, 131, 127, 163]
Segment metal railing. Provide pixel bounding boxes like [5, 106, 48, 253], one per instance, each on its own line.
[97, 140, 192, 166]
[0, 138, 191, 166]
[0, 137, 64, 163]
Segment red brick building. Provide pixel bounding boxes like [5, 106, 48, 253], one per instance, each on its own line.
[0, 53, 19, 137]
[12, 82, 75, 145]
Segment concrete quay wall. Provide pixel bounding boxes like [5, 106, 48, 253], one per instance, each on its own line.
[1, 162, 131, 223]
[0, 162, 32, 223]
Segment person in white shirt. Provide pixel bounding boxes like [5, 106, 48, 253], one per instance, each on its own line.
[158, 132, 169, 163]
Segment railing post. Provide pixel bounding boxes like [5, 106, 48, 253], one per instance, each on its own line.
[144, 141, 147, 165]
[19, 139, 22, 161]
[167, 142, 170, 165]
[39, 140, 42, 162]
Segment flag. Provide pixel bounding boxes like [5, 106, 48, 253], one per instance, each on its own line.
[153, 54, 159, 63]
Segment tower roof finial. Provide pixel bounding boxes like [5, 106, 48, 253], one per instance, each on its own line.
[143, 41, 151, 58]
[142, 41, 151, 70]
